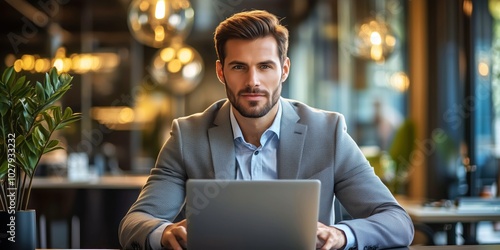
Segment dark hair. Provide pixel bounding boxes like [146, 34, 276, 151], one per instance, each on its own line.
[214, 10, 289, 66]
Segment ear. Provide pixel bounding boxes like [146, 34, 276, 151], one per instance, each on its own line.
[216, 60, 225, 84]
[281, 57, 291, 83]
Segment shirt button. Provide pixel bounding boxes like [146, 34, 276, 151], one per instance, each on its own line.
[254, 151, 259, 155]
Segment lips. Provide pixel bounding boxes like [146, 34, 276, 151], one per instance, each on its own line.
[240, 93, 265, 101]
[241, 92, 265, 96]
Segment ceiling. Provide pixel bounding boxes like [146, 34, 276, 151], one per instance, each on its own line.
[0, 0, 318, 61]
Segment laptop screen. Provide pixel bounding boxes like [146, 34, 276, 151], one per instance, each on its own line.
[186, 179, 320, 250]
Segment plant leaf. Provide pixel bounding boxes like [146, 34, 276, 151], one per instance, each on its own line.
[45, 78, 55, 97]
[45, 139, 59, 149]
[25, 135, 38, 155]
[53, 106, 62, 123]
[63, 106, 74, 119]
[44, 146, 64, 154]
[33, 126, 46, 147]
[12, 75, 26, 95]
[43, 139, 62, 154]
[16, 135, 26, 147]
[57, 109, 81, 129]
[38, 124, 50, 140]
[0, 100, 8, 116]
[17, 146, 35, 172]
[2, 66, 15, 87]
[35, 81, 46, 101]
[26, 152, 38, 177]
[42, 111, 54, 131]
[0, 161, 8, 180]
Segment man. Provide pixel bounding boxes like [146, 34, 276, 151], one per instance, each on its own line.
[119, 10, 414, 250]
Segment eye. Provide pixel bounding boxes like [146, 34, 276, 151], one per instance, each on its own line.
[231, 64, 245, 70]
[259, 64, 272, 69]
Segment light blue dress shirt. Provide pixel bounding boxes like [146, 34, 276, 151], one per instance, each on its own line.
[230, 104, 280, 180]
[149, 100, 355, 250]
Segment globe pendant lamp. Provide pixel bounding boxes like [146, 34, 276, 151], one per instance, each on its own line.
[127, 0, 194, 48]
[149, 39, 204, 95]
[350, 17, 397, 62]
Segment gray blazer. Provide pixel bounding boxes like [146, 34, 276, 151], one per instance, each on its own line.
[119, 98, 414, 249]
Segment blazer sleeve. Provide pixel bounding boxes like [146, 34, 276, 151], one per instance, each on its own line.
[119, 119, 187, 250]
[332, 115, 414, 249]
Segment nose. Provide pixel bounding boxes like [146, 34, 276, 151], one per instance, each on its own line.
[246, 68, 260, 87]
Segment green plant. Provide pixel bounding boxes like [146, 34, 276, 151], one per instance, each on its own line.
[388, 119, 416, 194]
[0, 66, 80, 211]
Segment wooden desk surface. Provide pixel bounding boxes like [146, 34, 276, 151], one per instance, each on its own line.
[32, 175, 148, 189]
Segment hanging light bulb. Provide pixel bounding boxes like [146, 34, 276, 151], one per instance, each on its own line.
[127, 0, 194, 48]
[155, 0, 166, 19]
[350, 17, 397, 62]
[149, 41, 204, 95]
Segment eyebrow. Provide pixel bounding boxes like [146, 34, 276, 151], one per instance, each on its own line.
[227, 60, 278, 66]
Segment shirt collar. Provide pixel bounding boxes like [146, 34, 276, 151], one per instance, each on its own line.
[230, 99, 282, 140]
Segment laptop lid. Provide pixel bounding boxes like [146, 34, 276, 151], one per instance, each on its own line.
[186, 179, 320, 250]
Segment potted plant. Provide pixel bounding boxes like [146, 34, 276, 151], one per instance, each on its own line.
[0, 66, 80, 249]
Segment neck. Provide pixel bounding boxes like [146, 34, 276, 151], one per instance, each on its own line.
[233, 104, 279, 146]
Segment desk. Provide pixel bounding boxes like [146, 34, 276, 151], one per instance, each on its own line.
[399, 199, 500, 245]
[408, 245, 500, 250]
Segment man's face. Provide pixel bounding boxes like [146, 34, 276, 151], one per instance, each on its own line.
[216, 36, 290, 118]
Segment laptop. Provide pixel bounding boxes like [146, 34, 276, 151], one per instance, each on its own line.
[185, 179, 321, 250]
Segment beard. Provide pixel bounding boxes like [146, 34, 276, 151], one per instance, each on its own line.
[225, 83, 281, 118]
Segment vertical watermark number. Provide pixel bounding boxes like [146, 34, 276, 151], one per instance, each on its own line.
[6, 133, 16, 242]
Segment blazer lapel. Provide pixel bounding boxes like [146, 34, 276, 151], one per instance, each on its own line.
[208, 100, 237, 180]
[278, 99, 307, 179]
